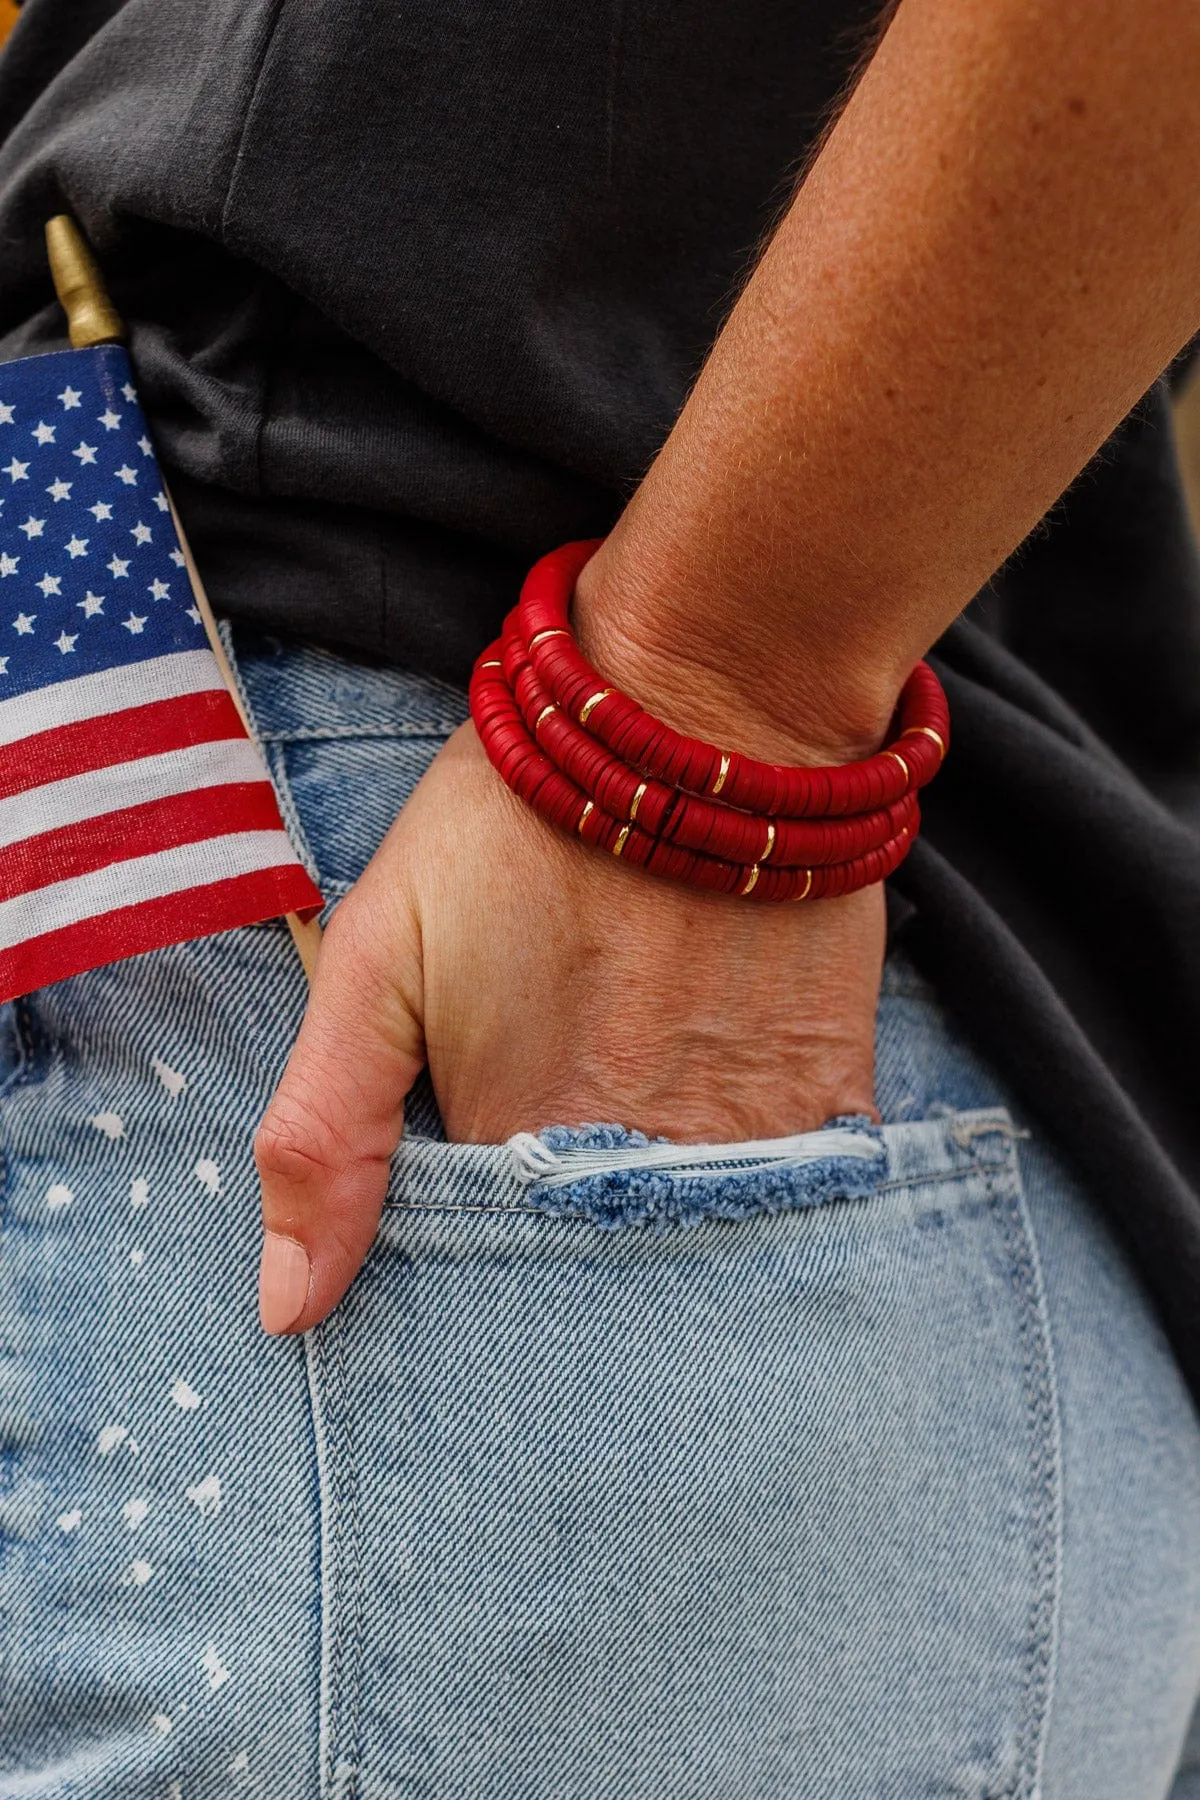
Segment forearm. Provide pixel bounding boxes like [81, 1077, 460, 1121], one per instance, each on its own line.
[576, 0, 1200, 759]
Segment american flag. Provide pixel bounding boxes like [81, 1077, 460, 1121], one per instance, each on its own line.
[0, 341, 322, 1003]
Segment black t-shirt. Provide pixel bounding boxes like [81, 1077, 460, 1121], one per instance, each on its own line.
[1, 0, 1199, 1398]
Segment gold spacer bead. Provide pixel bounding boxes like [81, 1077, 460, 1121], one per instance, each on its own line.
[901, 724, 946, 757]
[795, 868, 813, 901]
[629, 780, 647, 822]
[612, 823, 631, 857]
[578, 800, 594, 834]
[579, 689, 614, 726]
[740, 864, 760, 896]
[761, 821, 776, 862]
[885, 750, 910, 782]
[711, 752, 731, 796]
[534, 703, 556, 734]
[529, 628, 571, 650]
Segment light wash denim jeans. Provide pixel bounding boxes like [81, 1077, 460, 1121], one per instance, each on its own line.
[1, 629, 1199, 1800]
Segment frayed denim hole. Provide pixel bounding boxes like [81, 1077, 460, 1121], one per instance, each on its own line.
[539, 1124, 660, 1153]
[521, 1118, 886, 1231]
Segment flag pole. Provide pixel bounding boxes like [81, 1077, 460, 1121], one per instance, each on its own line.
[43, 216, 322, 982]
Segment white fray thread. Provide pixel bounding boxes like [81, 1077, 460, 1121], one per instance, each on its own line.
[508, 1126, 882, 1189]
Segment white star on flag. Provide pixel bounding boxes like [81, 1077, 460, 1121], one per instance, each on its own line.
[186, 606, 202, 625]
[169, 549, 185, 568]
[114, 465, 138, 485]
[78, 592, 105, 617]
[72, 443, 97, 465]
[54, 631, 78, 654]
[4, 459, 29, 482]
[35, 574, 63, 597]
[131, 523, 153, 546]
[120, 381, 136, 401]
[152, 491, 169, 513]
[0, 404, 14, 425]
[148, 579, 170, 601]
[97, 409, 121, 431]
[0, 657, 9, 673]
[107, 556, 130, 578]
[121, 612, 147, 634]
[12, 613, 35, 634]
[138, 436, 152, 456]
[31, 422, 55, 445]
[57, 386, 82, 409]
[65, 537, 88, 559]
[89, 501, 113, 521]
[0, 553, 18, 576]
[47, 480, 72, 501]
[19, 517, 44, 538]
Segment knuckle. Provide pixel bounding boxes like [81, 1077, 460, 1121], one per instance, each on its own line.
[253, 1096, 347, 1192]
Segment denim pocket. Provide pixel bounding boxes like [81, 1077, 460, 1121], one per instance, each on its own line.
[308, 1109, 1061, 1800]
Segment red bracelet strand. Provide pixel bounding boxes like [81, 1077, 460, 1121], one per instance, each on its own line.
[519, 540, 948, 819]
[470, 656, 918, 901]
[500, 614, 919, 866]
[468, 539, 948, 902]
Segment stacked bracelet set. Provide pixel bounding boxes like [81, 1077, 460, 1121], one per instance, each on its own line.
[469, 539, 949, 902]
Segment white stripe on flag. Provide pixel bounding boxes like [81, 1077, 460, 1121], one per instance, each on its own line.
[0, 830, 300, 950]
[0, 738, 270, 851]
[0, 651, 224, 748]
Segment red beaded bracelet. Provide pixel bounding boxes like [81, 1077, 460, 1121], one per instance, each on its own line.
[500, 615, 920, 866]
[469, 540, 949, 902]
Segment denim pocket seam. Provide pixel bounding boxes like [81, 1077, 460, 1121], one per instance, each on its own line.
[977, 1147, 1062, 1799]
[310, 1308, 366, 1795]
[382, 1160, 984, 1220]
[263, 739, 324, 888]
[220, 622, 325, 886]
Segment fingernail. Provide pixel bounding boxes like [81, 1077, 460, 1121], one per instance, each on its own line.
[258, 1232, 311, 1334]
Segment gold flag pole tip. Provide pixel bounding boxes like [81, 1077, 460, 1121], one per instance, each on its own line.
[45, 216, 125, 349]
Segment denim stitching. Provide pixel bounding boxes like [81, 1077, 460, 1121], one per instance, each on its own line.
[975, 1139, 1062, 1799]
[257, 724, 463, 745]
[382, 1162, 983, 1218]
[221, 624, 324, 887]
[304, 1327, 336, 1800]
[386, 1201, 575, 1218]
[1006, 1138, 1064, 1800]
[318, 1309, 365, 1799]
[263, 740, 323, 889]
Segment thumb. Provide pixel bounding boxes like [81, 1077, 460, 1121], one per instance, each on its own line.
[253, 877, 425, 1334]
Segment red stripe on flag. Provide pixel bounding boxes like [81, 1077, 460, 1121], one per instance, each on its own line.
[0, 689, 246, 798]
[0, 782, 287, 902]
[0, 863, 324, 1004]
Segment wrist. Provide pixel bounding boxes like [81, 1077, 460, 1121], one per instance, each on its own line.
[572, 540, 907, 770]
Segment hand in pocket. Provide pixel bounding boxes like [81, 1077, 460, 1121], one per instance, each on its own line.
[253, 720, 884, 1333]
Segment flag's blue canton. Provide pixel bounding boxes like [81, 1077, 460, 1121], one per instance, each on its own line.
[0, 344, 205, 701]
